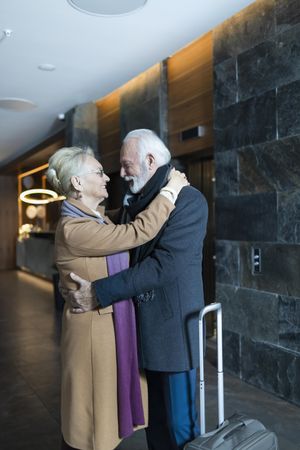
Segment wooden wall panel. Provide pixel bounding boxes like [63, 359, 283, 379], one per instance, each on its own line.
[96, 90, 121, 174]
[0, 176, 18, 270]
[169, 91, 213, 131]
[168, 31, 213, 157]
[168, 64, 212, 107]
[168, 32, 212, 78]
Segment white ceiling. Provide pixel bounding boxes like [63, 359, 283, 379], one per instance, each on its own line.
[0, 0, 253, 169]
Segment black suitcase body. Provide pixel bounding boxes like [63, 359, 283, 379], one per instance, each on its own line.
[184, 303, 278, 450]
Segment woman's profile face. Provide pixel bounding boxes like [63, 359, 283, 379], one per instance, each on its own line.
[78, 155, 110, 202]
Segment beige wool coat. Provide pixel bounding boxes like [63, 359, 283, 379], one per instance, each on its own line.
[55, 196, 175, 450]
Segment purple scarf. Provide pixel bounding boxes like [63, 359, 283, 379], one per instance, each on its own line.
[61, 200, 145, 437]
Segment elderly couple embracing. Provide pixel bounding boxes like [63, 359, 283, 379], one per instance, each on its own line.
[46, 129, 208, 450]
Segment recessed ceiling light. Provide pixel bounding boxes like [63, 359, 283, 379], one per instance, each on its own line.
[67, 0, 147, 16]
[38, 63, 56, 71]
[0, 97, 37, 112]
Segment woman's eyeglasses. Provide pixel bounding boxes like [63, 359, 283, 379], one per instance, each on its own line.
[79, 169, 105, 177]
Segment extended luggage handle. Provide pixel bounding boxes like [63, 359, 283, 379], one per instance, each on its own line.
[199, 302, 224, 435]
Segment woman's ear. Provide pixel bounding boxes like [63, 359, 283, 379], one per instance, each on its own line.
[70, 175, 83, 192]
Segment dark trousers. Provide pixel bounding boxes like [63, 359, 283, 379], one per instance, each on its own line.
[145, 369, 200, 450]
[61, 437, 79, 450]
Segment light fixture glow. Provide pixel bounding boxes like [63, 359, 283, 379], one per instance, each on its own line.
[20, 189, 58, 205]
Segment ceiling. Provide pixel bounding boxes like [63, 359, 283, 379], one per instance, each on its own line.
[0, 0, 253, 170]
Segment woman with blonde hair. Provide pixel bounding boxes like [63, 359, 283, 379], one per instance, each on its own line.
[46, 146, 188, 450]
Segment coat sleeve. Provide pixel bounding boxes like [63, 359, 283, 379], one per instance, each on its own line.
[60, 194, 174, 257]
[94, 188, 208, 307]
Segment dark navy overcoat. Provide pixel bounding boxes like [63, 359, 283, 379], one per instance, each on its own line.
[95, 186, 208, 372]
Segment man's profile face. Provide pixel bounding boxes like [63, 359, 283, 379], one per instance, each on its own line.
[120, 139, 150, 193]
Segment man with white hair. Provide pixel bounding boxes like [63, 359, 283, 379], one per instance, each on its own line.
[69, 129, 208, 450]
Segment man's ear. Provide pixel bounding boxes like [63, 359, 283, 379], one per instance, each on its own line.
[147, 153, 156, 171]
[70, 175, 83, 192]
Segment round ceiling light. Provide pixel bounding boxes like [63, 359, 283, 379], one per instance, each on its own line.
[0, 97, 37, 112]
[67, 0, 147, 16]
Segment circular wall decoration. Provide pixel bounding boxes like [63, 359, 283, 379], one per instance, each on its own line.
[20, 189, 58, 205]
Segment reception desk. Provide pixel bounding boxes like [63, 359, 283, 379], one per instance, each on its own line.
[16, 232, 56, 280]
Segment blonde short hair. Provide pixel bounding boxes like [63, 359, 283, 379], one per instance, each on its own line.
[46, 146, 94, 196]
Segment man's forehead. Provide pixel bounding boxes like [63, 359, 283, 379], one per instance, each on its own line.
[120, 141, 139, 161]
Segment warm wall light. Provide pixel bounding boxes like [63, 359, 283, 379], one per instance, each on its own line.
[20, 188, 58, 205]
[25, 205, 37, 219]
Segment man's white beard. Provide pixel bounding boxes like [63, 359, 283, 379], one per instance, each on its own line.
[125, 163, 149, 194]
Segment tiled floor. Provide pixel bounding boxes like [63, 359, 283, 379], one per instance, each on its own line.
[0, 270, 299, 450]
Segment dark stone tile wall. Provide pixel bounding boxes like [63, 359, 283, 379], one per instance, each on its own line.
[215, 151, 238, 196]
[215, 241, 240, 285]
[215, 193, 277, 241]
[217, 285, 300, 402]
[279, 295, 300, 353]
[238, 136, 300, 194]
[223, 330, 241, 376]
[120, 62, 168, 142]
[213, 0, 300, 405]
[240, 243, 300, 296]
[277, 190, 300, 243]
[216, 283, 279, 344]
[238, 39, 278, 101]
[213, 58, 237, 110]
[278, 79, 300, 137]
[65, 102, 98, 156]
[275, 24, 300, 87]
[276, 0, 300, 33]
[241, 338, 300, 404]
[120, 97, 160, 136]
[237, 24, 300, 102]
[214, 90, 276, 151]
[213, 0, 276, 65]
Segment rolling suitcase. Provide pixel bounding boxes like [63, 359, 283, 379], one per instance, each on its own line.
[185, 302, 278, 450]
